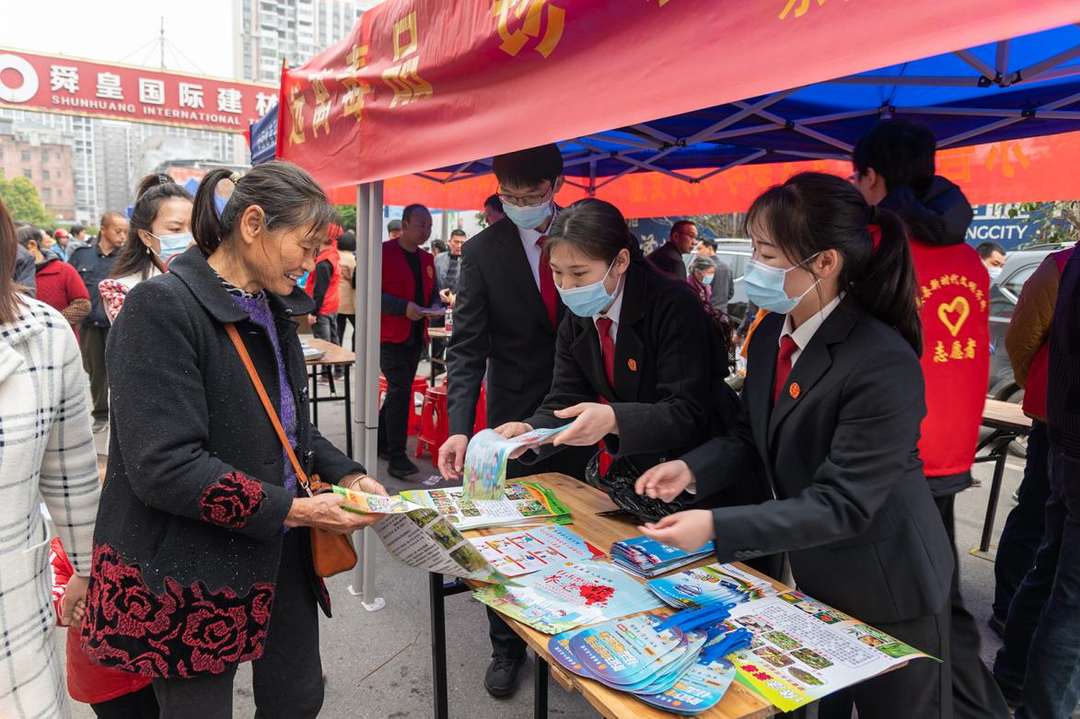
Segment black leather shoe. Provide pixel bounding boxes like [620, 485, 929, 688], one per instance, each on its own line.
[387, 457, 420, 480]
[484, 654, 526, 698]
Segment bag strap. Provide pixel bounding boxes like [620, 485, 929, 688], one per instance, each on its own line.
[224, 323, 313, 497]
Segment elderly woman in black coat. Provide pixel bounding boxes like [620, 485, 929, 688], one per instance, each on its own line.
[81, 162, 384, 718]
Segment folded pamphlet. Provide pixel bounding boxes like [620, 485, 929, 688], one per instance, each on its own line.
[462, 426, 569, 500]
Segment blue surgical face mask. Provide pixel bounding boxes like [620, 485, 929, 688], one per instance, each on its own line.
[503, 200, 552, 230]
[152, 231, 193, 262]
[743, 254, 820, 314]
[557, 259, 618, 318]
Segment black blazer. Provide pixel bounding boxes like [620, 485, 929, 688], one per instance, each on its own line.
[687, 297, 954, 625]
[446, 216, 567, 433]
[523, 263, 740, 473]
[647, 241, 687, 280]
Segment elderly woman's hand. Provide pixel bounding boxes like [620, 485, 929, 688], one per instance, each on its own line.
[285, 493, 384, 534]
[339, 473, 388, 496]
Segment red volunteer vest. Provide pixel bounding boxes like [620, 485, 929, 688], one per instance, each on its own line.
[304, 242, 341, 315]
[380, 239, 435, 344]
[1023, 248, 1073, 421]
[910, 239, 991, 477]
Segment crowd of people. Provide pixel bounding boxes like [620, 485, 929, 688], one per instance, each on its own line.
[0, 116, 1078, 719]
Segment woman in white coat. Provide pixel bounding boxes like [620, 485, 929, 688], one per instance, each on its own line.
[0, 197, 100, 718]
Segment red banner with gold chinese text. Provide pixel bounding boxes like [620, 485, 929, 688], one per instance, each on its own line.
[279, 0, 1080, 187]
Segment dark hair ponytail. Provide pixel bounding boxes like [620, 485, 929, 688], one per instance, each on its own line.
[111, 173, 194, 280]
[855, 207, 922, 355]
[191, 161, 335, 256]
[745, 172, 922, 355]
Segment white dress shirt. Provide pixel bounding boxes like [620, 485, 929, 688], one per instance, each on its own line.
[592, 278, 625, 348]
[516, 206, 558, 290]
[779, 292, 844, 367]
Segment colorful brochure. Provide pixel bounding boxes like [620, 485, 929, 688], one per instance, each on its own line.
[329, 486, 514, 584]
[462, 426, 570, 500]
[611, 536, 715, 578]
[723, 590, 935, 713]
[401, 482, 571, 531]
[647, 563, 776, 609]
[469, 525, 605, 577]
[547, 615, 739, 715]
[473, 560, 664, 634]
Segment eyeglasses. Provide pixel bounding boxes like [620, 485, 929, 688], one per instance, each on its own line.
[497, 184, 553, 207]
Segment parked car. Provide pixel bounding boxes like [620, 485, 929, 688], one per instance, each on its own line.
[713, 239, 753, 326]
[987, 242, 1075, 402]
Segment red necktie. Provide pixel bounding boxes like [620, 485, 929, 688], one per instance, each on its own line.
[536, 235, 558, 329]
[595, 317, 616, 388]
[773, 335, 799, 404]
[595, 317, 616, 476]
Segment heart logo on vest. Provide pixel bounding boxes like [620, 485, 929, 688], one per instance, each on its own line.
[937, 296, 970, 337]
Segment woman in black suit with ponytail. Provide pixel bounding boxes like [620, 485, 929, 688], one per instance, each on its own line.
[636, 172, 958, 719]
[496, 199, 748, 516]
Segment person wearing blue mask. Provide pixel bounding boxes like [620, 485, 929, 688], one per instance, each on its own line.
[437, 144, 594, 697]
[99, 174, 193, 324]
[495, 198, 747, 517]
[633, 172, 960, 719]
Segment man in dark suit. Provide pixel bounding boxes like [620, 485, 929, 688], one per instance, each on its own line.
[438, 144, 591, 697]
[647, 220, 696, 279]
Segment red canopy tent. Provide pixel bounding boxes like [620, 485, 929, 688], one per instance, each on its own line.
[277, 0, 1080, 609]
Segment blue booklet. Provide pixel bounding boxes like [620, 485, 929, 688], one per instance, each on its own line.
[611, 536, 715, 578]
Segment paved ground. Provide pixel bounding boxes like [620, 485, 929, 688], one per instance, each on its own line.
[69, 368, 1034, 718]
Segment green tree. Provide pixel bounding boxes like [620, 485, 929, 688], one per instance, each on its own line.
[1009, 201, 1080, 246]
[0, 173, 53, 226]
[334, 204, 357, 232]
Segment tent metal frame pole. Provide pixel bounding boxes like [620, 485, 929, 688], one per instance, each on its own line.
[347, 180, 386, 612]
[938, 89, 1080, 148]
[733, 101, 855, 153]
[694, 149, 768, 181]
[685, 87, 800, 145]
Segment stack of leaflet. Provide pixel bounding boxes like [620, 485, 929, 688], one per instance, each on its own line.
[611, 536, 714, 578]
[547, 605, 752, 715]
[647, 563, 777, 609]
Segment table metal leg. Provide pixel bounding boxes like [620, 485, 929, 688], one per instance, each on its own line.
[534, 654, 549, 719]
[980, 450, 1009, 552]
[430, 572, 449, 719]
[310, 367, 320, 426]
[345, 368, 353, 458]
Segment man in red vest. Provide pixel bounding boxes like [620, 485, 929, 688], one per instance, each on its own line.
[852, 118, 1009, 719]
[305, 224, 342, 336]
[380, 204, 439, 479]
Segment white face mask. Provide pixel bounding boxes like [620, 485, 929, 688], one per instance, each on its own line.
[987, 266, 1003, 281]
[149, 231, 193, 262]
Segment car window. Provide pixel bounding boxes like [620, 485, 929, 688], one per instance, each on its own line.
[1001, 264, 1038, 301]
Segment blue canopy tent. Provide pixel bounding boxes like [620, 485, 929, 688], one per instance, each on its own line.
[415, 24, 1080, 194]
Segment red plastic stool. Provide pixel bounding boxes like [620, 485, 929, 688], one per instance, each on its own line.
[415, 387, 449, 463]
[441, 377, 488, 435]
[379, 375, 430, 436]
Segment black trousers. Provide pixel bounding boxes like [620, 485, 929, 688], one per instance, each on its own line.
[151, 531, 323, 719]
[91, 685, 159, 718]
[335, 314, 355, 349]
[378, 340, 422, 459]
[817, 604, 953, 719]
[935, 493, 1011, 718]
[993, 420, 1050, 620]
[80, 325, 110, 421]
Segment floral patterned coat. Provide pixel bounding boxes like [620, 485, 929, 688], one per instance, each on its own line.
[81, 247, 364, 679]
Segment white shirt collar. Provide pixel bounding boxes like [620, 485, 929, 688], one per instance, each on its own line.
[597, 277, 625, 325]
[780, 292, 844, 365]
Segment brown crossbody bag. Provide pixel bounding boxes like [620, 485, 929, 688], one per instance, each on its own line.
[225, 323, 358, 577]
